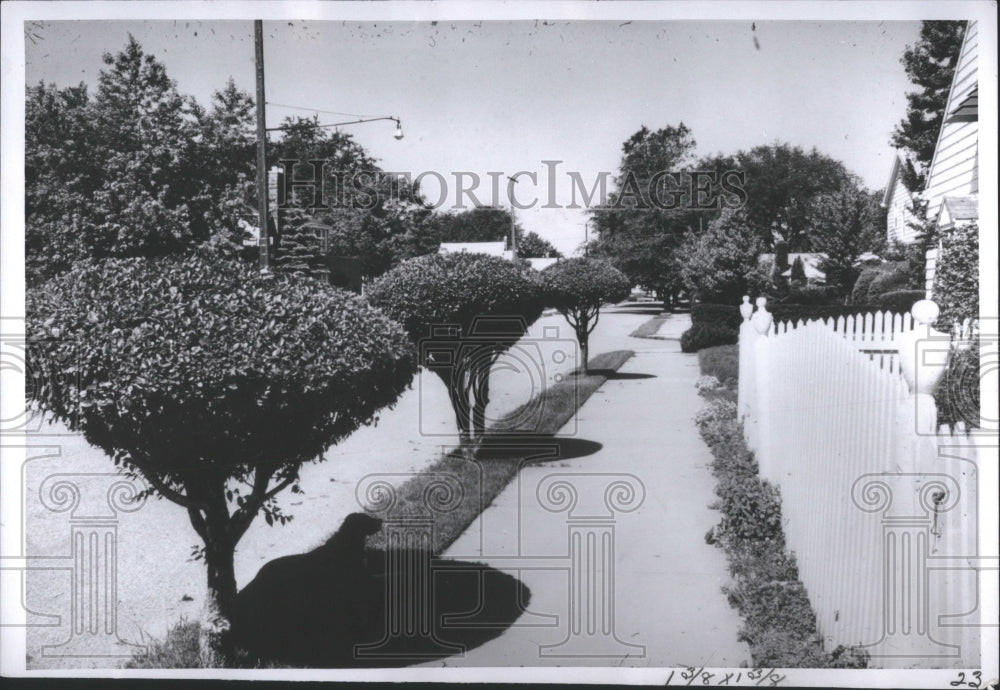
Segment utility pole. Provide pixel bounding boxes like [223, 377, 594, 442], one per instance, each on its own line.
[254, 20, 270, 272]
[506, 175, 519, 256]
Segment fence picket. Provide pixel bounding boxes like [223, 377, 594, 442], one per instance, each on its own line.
[736, 300, 976, 668]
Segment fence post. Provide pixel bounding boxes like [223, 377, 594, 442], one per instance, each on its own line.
[750, 298, 774, 477]
[737, 295, 755, 424]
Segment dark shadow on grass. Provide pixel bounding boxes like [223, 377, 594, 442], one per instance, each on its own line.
[583, 370, 655, 380]
[230, 546, 530, 668]
[472, 434, 603, 462]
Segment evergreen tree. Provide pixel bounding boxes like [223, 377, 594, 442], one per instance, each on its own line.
[890, 21, 966, 191]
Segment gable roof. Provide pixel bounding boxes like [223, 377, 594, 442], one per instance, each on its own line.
[936, 196, 979, 226]
[882, 153, 914, 208]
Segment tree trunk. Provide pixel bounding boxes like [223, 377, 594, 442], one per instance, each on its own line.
[471, 362, 491, 438]
[580, 334, 590, 375]
[199, 532, 236, 664]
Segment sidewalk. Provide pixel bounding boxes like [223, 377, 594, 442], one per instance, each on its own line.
[434, 312, 750, 667]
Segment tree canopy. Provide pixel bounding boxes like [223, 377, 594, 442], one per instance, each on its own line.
[517, 231, 563, 259]
[367, 253, 544, 443]
[676, 208, 769, 305]
[27, 251, 416, 623]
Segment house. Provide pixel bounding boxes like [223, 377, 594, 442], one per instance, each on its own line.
[882, 154, 918, 245]
[922, 20, 979, 296]
[438, 242, 514, 260]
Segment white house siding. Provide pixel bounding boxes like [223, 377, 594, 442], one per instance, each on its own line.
[923, 20, 979, 225]
[886, 167, 917, 244]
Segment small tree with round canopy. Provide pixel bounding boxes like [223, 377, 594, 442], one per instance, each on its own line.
[367, 252, 544, 446]
[26, 252, 416, 642]
[541, 258, 631, 374]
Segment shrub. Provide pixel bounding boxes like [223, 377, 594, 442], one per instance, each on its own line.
[27, 252, 417, 630]
[866, 261, 910, 303]
[691, 303, 743, 329]
[936, 339, 981, 430]
[368, 252, 544, 443]
[933, 222, 978, 327]
[785, 285, 839, 305]
[697, 345, 739, 387]
[541, 258, 631, 372]
[874, 289, 924, 314]
[851, 265, 883, 305]
[681, 323, 739, 353]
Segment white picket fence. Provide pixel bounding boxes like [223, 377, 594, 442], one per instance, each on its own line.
[738, 297, 980, 669]
[771, 309, 914, 373]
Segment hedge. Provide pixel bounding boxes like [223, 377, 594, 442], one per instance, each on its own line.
[874, 290, 925, 314]
[680, 322, 739, 353]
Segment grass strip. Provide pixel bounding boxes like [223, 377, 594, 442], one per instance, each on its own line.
[694, 362, 868, 668]
[368, 349, 634, 555]
[628, 313, 671, 338]
[697, 344, 739, 385]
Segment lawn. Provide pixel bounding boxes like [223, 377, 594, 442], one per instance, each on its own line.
[697, 344, 738, 383]
[367, 349, 634, 554]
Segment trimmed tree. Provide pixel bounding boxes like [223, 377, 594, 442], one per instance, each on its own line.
[541, 258, 631, 374]
[367, 253, 544, 445]
[26, 252, 416, 641]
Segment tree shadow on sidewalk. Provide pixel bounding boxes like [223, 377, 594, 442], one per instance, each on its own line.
[230, 543, 530, 668]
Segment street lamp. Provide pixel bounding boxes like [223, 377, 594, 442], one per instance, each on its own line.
[254, 21, 405, 272]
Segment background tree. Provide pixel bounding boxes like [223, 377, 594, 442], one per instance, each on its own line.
[517, 231, 563, 259]
[809, 185, 886, 297]
[367, 253, 544, 445]
[789, 256, 808, 287]
[731, 143, 856, 250]
[432, 206, 521, 245]
[25, 37, 213, 285]
[676, 208, 768, 304]
[541, 259, 631, 373]
[26, 252, 416, 639]
[891, 21, 967, 191]
[588, 124, 699, 308]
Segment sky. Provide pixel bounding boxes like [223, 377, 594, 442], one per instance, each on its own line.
[24, 18, 923, 256]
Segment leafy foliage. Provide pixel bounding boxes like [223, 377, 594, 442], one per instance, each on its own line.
[809, 186, 886, 296]
[730, 144, 856, 250]
[680, 323, 739, 353]
[367, 253, 544, 442]
[933, 222, 979, 328]
[27, 251, 416, 617]
[891, 21, 967, 191]
[541, 258, 631, 371]
[676, 208, 768, 304]
[874, 290, 925, 314]
[588, 124, 701, 305]
[517, 231, 563, 259]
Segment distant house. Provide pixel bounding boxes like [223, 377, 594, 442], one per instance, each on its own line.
[438, 242, 514, 260]
[882, 154, 918, 245]
[922, 20, 978, 296]
[526, 257, 559, 272]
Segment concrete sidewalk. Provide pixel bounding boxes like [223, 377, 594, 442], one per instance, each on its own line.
[434, 314, 750, 667]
